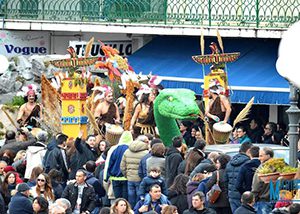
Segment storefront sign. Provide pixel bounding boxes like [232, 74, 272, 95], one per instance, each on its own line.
[0, 31, 49, 56]
[69, 40, 132, 59]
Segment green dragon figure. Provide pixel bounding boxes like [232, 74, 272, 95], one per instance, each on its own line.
[154, 89, 200, 146]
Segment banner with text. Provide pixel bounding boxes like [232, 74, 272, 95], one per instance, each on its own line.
[69, 40, 132, 60]
[0, 31, 50, 56]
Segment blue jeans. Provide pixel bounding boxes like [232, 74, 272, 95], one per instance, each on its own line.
[229, 198, 241, 213]
[112, 180, 128, 200]
[128, 181, 140, 208]
[254, 202, 273, 214]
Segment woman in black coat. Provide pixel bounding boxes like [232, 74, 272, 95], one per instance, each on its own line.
[168, 174, 189, 214]
[206, 154, 232, 214]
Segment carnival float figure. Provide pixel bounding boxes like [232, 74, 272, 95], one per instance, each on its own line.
[192, 31, 253, 144]
[154, 89, 200, 146]
[17, 84, 41, 129]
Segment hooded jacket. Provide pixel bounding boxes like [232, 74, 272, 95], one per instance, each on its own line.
[106, 131, 133, 180]
[24, 142, 47, 179]
[225, 153, 249, 200]
[120, 140, 148, 182]
[165, 147, 183, 187]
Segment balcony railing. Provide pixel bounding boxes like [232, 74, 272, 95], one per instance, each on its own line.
[0, 0, 299, 29]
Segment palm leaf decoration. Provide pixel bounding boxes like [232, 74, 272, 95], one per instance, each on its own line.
[216, 29, 224, 53]
[41, 75, 62, 134]
[233, 97, 254, 128]
[84, 37, 94, 58]
[200, 29, 205, 55]
[85, 103, 102, 136]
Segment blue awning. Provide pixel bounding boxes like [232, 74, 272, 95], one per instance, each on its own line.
[128, 36, 290, 105]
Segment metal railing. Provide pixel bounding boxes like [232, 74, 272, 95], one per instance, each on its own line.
[0, 0, 299, 28]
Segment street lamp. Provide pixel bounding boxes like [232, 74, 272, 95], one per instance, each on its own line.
[285, 84, 300, 167]
[276, 21, 300, 166]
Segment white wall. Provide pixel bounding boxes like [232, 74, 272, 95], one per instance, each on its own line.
[51, 31, 132, 55]
[269, 105, 278, 123]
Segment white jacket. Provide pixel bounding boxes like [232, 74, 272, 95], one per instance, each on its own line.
[25, 144, 47, 179]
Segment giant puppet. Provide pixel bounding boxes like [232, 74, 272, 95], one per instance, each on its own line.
[154, 89, 200, 146]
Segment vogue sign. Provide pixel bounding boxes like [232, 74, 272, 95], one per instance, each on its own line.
[0, 31, 49, 56]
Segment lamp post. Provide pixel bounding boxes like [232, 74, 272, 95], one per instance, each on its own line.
[286, 83, 300, 166]
[276, 21, 300, 166]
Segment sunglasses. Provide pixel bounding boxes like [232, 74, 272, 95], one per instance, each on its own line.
[37, 179, 45, 182]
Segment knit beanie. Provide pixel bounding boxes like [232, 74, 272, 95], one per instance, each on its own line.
[118, 131, 133, 145]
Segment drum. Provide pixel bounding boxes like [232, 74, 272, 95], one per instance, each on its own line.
[105, 123, 124, 146]
[213, 122, 233, 144]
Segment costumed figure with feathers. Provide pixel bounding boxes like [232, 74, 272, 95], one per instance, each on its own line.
[205, 79, 231, 144]
[94, 85, 121, 133]
[129, 84, 156, 138]
[17, 85, 41, 129]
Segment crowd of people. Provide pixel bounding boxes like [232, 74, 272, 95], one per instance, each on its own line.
[0, 81, 299, 214]
[0, 123, 300, 214]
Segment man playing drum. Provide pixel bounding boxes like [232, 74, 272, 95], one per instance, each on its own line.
[205, 80, 231, 144]
[94, 86, 121, 132]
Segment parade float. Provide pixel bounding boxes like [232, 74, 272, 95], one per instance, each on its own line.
[192, 31, 254, 144]
[41, 37, 143, 142]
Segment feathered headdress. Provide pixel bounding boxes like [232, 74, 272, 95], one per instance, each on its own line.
[208, 79, 224, 94]
[136, 84, 151, 100]
[92, 85, 112, 102]
[148, 75, 162, 88]
[17, 84, 38, 97]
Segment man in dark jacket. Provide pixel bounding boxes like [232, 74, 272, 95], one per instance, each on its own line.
[248, 118, 263, 143]
[234, 191, 256, 214]
[44, 134, 69, 182]
[70, 131, 98, 179]
[62, 169, 96, 213]
[236, 146, 261, 194]
[183, 191, 216, 214]
[225, 142, 252, 213]
[9, 183, 33, 214]
[165, 136, 183, 187]
[262, 122, 276, 144]
[85, 160, 106, 211]
[0, 128, 36, 155]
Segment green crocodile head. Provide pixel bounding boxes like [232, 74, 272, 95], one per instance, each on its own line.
[154, 88, 200, 120]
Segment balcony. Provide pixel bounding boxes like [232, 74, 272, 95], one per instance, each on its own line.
[0, 0, 299, 33]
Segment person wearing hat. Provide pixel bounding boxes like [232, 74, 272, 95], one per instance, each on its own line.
[8, 183, 33, 214]
[205, 79, 231, 144]
[17, 84, 41, 128]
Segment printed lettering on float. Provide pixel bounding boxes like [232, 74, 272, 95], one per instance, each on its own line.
[69, 40, 132, 60]
[0, 31, 49, 56]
